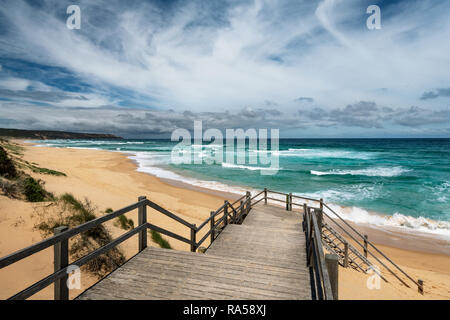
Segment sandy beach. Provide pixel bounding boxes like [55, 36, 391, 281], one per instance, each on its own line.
[0, 141, 449, 300]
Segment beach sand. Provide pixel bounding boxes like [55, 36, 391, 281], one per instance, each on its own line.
[0, 141, 448, 300]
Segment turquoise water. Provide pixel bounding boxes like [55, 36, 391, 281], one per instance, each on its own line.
[34, 139, 450, 236]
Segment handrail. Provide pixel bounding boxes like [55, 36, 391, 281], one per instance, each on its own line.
[321, 203, 417, 288]
[230, 194, 246, 207]
[146, 199, 196, 230]
[196, 202, 227, 231]
[0, 199, 147, 269]
[304, 205, 334, 299]
[9, 224, 147, 300]
[0, 187, 423, 300]
[0, 196, 201, 300]
[262, 188, 421, 291]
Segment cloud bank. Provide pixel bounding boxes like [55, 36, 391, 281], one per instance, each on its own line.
[0, 0, 449, 137]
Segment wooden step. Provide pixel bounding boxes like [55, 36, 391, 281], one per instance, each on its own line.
[77, 247, 312, 300]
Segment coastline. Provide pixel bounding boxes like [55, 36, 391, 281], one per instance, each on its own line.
[0, 140, 449, 299]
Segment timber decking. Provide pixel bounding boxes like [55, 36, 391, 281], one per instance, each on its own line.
[77, 204, 311, 300]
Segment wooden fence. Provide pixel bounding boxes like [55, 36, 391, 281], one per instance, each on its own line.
[0, 187, 422, 300]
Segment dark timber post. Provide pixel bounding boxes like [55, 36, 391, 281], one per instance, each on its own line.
[138, 196, 147, 252]
[320, 198, 323, 211]
[286, 194, 289, 211]
[364, 235, 368, 258]
[210, 211, 215, 244]
[264, 188, 267, 205]
[316, 209, 323, 234]
[224, 201, 228, 226]
[289, 193, 292, 211]
[246, 191, 251, 212]
[418, 279, 424, 295]
[239, 200, 244, 223]
[54, 226, 69, 300]
[325, 253, 339, 300]
[302, 203, 307, 231]
[343, 242, 349, 268]
[191, 224, 196, 252]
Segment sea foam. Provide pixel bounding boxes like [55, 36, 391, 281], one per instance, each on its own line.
[310, 166, 411, 177]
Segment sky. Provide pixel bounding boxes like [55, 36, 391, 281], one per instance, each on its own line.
[0, 0, 449, 138]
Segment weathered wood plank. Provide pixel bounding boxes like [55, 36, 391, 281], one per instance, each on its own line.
[77, 204, 312, 300]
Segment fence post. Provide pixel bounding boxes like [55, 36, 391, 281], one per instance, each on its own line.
[54, 226, 69, 300]
[138, 196, 147, 252]
[320, 198, 323, 211]
[302, 204, 307, 231]
[325, 253, 339, 300]
[264, 188, 267, 205]
[343, 242, 349, 268]
[224, 201, 228, 227]
[239, 200, 244, 223]
[286, 194, 289, 211]
[316, 208, 323, 234]
[210, 211, 215, 244]
[364, 235, 368, 258]
[418, 279, 424, 295]
[191, 224, 196, 252]
[246, 191, 251, 212]
[289, 193, 292, 211]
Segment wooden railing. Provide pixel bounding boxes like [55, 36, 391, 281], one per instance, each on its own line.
[0, 193, 253, 300]
[262, 188, 423, 295]
[0, 187, 422, 300]
[303, 205, 334, 300]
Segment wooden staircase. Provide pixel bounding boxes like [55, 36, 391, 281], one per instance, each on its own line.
[321, 222, 372, 273]
[77, 204, 312, 300]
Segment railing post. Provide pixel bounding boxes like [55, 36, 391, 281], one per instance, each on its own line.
[316, 208, 323, 235]
[289, 193, 292, 211]
[343, 242, 349, 268]
[364, 235, 368, 258]
[325, 253, 339, 300]
[191, 224, 196, 252]
[239, 200, 243, 223]
[224, 201, 228, 227]
[286, 194, 289, 211]
[54, 226, 69, 300]
[418, 279, 424, 295]
[210, 211, 215, 244]
[320, 198, 323, 211]
[264, 188, 267, 205]
[138, 196, 147, 252]
[246, 191, 251, 212]
[302, 204, 307, 231]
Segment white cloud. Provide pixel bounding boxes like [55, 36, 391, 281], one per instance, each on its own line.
[0, 0, 449, 135]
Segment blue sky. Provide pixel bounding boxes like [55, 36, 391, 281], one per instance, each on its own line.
[0, 0, 449, 138]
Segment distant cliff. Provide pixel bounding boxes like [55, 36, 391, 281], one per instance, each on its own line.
[0, 128, 123, 140]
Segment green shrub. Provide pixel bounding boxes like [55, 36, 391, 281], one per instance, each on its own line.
[31, 166, 66, 176]
[34, 193, 126, 278]
[115, 214, 134, 230]
[23, 177, 46, 202]
[105, 208, 113, 213]
[150, 230, 172, 249]
[0, 146, 17, 179]
[0, 178, 19, 198]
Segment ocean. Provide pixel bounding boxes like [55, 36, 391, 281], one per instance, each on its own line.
[32, 138, 450, 237]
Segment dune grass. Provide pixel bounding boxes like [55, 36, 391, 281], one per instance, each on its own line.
[35, 193, 126, 278]
[150, 229, 172, 249]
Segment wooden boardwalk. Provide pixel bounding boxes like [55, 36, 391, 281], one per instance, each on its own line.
[77, 204, 311, 300]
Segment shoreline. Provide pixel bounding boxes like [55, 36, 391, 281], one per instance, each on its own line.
[1, 140, 449, 299]
[27, 140, 450, 255]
